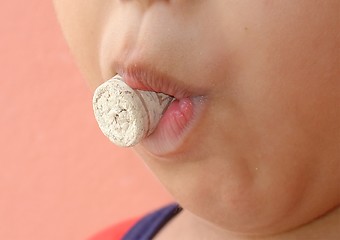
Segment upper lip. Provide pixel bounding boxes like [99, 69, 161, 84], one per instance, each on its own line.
[114, 62, 200, 99]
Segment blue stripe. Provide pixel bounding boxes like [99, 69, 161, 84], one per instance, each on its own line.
[123, 203, 181, 240]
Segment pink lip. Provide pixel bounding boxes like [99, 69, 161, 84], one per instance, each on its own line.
[142, 95, 206, 156]
[115, 63, 206, 156]
[115, 63, 195, 99]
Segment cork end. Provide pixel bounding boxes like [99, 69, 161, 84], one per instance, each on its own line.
[93, 78, 148, 147]
[92, 75, 174, 147]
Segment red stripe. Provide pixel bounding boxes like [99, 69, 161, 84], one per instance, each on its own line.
[88, 217, 140, 240]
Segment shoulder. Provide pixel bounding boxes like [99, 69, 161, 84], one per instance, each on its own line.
[122, 204, 181, 240]
[88, 218, 139, 240]
[88, 204, 181, 240]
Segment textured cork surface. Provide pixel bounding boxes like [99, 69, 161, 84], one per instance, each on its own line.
[93, 75, 173, 147]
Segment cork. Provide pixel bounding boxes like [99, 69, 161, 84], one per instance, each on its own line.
[93, 75, 173, 147]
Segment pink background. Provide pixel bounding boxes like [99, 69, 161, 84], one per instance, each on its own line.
[0, 1, 172, 239]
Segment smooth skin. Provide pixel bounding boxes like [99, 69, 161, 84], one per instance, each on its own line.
[54, 1, 340, 239]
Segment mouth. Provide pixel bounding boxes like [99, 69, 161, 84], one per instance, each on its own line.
[114, 63, 207, 156]
[116, 63, 198, 99]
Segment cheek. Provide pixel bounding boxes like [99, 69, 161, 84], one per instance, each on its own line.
[232, 3, 340, 160]
[138, 2, 340, 233]
[201, 0, 336, 156]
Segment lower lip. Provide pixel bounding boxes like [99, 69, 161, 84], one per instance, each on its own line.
[140, 96, 205, 156]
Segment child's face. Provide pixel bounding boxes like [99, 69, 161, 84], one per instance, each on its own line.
[54, 0, 340, 235]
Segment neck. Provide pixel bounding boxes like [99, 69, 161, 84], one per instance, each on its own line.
[156, 205, 340, 240]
